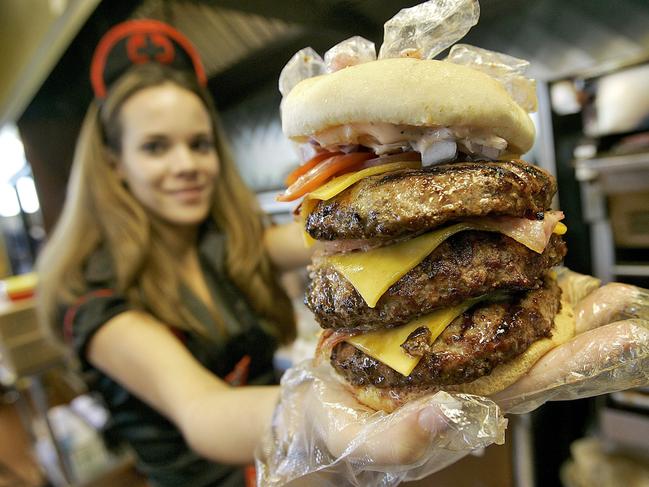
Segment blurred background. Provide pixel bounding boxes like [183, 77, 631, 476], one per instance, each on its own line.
[1, 1, 649, 486]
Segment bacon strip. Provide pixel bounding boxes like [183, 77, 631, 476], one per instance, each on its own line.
[320, 211, 565, 256]
[465, 210, 565, 254]
[315, 329, 355, 363]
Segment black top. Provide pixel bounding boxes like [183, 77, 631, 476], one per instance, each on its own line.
[64, 226, 279, 487]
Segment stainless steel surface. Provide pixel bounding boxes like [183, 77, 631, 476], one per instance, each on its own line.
[590, 221, 616, 283]
[535, 80, 560, 209]
[511, 414, 535, 487]
[600, 407, 649, 455]
[575, 153, 649, 283]
[613, 265, 649, 277]
[575, 153, 649, 176]
[30, 374, 76, 486]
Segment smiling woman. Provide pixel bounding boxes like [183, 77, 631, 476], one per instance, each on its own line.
[33, 20, 306, 487]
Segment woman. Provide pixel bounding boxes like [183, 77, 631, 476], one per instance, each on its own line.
[35, 19, 462, 484]
[36, 20, 310, 487]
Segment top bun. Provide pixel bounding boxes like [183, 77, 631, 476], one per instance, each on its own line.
[282, 57, 535, 155]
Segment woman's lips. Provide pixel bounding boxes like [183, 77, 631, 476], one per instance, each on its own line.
[168, 185, 206, 202]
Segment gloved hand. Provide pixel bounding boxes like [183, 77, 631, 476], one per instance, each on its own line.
[492, 268, 649, 413]
[256, 360, 507, 487]
[255, 268, 649, 487]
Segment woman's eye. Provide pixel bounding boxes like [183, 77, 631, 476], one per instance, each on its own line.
[191, 137, 214, 153]
[141, 140, 168, 155]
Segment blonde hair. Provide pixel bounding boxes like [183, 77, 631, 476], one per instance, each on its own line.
[37, 64, 295, 343]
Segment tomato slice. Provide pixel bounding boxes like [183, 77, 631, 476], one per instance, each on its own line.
[285, 152, 342, 186]
[277, 152, 373, 202]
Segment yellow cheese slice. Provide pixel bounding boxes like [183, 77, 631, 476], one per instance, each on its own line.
[327, 221, 569, 308]
[328, 223, 473, 308]
[346, 299, 479, 376]
[307, 160, 421, 201]
[299, 199, 318, 247]
[299, 160, 421, 247]
[345, 226, 568, 376]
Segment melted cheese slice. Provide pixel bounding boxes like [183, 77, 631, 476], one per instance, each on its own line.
[299, 160, 421, 247]
[347, 299, 478, 376]
[299, 199, 318, 247]
[328, 223, 473, 307]
[307, 160, 421, 201]
[554, 222, 567, 235]
[327, 221, 568, 308]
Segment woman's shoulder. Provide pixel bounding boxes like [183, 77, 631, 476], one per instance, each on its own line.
[62, 245, 132, 364]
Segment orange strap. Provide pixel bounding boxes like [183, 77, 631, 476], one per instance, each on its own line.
[224, 355, 251, 386]
[245, 465, 257, 487]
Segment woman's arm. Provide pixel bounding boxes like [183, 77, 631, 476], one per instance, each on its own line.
[264, 221, 314, 272]
[87, 309, 278, 465]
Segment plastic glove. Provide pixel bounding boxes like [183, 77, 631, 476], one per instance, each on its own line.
[574, 282, 649, 333]
[256, 361, 506, 486]
[255, 267, 649, 486]
[492, 269, 649, 413]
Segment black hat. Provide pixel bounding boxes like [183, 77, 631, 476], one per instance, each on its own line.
[90, 19, 207, 99]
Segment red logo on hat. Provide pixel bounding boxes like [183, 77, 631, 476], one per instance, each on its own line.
[126, 33, 175, 64]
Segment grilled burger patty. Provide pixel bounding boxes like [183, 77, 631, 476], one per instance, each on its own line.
[307, 232, 566, 330]
[306, 159, 556, 241]
[330, 275, 562, 388]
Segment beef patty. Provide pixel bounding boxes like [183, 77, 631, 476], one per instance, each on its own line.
[307, 232, 566, 330]
[306, 159, 556, 241]
[330, 275, 562, 388]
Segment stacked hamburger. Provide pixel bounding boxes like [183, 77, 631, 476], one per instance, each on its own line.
[278, 57, 574, 412]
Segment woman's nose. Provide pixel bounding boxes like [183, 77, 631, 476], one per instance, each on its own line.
[171, 145, 199, 173]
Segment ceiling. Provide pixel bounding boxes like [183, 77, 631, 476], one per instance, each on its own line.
[133, 0, 301, 78]
[16, 0, 649, 120]
[131, 0, 649, 88]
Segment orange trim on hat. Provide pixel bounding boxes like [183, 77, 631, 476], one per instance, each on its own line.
[90, 19, 207, 99]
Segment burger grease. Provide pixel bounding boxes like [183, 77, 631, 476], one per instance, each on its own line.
[280, 57, 573, 412]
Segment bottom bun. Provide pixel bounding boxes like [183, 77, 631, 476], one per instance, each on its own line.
[351, 301, 576, 412]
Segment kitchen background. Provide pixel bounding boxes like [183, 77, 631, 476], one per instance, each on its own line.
[1, 1, 649, 486]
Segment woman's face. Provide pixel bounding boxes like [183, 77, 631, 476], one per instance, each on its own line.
[116, 82, 219, 227]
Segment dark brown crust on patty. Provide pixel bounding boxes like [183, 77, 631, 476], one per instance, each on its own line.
[306, 159, 556, 241]
[330, 275, 562, 388]
[307, 232, 566, 330]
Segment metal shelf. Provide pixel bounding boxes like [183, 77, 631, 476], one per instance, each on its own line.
[610, 390, 649, 412]
[575, 152, 649, 179]
[574, 152, 649, 283]
[613, 264, 649, 277]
